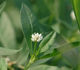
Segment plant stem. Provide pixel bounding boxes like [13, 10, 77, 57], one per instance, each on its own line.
[24, 62, 31, 70]
[24, 42, 38, 70]
[34, 42, 37, 53]
[24, 56, 35, 70]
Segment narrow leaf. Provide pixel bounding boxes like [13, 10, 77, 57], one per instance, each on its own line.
[21, 4, 33, 50]
[62, 48, 79, 67]
[71, 0, 80, 30]
[39, 32, 56, 53]
[30, 58, 52, 68]
[28, 65, 71, 70]
[41, 41, 80, 58]
[0, 47, 21, 56]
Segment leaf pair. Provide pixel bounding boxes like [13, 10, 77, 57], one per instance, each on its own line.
[20, 3, 80, 68]
[20, 3, 55, 54]
[20, 2, 80, 58]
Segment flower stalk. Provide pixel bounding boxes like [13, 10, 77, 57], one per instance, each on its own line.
[24, 33, 43, 70]
[34, 42, 37, 53]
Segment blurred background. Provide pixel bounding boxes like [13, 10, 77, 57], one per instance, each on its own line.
[0, 0, 80, 70]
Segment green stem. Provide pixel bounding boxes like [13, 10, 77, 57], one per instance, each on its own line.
[24, 62, 31, 70]
[34, 42, 37, 53]
[24, 42, 39, 70]
[24, 56, 36, 70]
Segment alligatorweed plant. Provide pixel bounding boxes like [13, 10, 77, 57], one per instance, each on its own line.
[20, 4, 57, 70]
[0, 1, 80, 70]
[20, 3, 80, 70]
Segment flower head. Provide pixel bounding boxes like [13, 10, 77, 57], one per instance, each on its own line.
[31, 33, 43, 42]
[70, 10, 76, 20]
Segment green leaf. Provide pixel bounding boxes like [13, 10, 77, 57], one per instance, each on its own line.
[20, 4, 33, 50]
[28, 65, 71, 70]
[0, 57, 7, 70]
[62, 48, 79, 67]
[71, 0, 80, 30]
[0, 47, 21, 56]
[30, 58, 52, 67]
[20, 3, 52, 52]
[0, 12, 17, 49]
[21, 3, 42, 52]
[55, 33, 79, 67]
[0, 1, 6, 14]
[41, 41, 80, 58]
[21, 4, 33, 50]
[38, 43, 59, 58]
[39, 32, 56, 53]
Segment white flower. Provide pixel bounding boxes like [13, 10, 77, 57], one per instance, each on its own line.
[70, 10, 76, 20]
[31, 33, 43, 42]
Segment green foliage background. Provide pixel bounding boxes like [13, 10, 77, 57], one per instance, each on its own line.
[0, 0, 80, 70]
